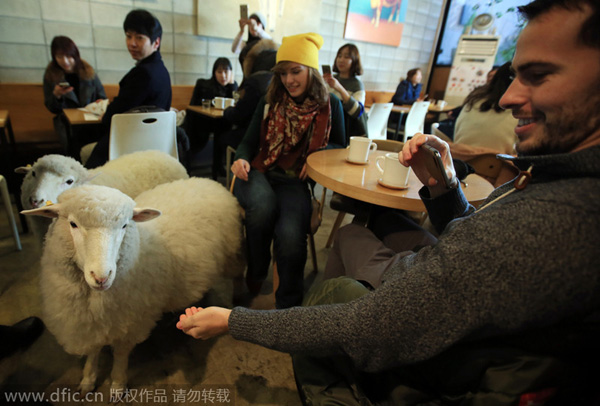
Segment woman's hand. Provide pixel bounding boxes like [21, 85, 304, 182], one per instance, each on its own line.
[53, 84, 73, 99]
[323, 74, 350, 103]
[399, 133, 456, 197]
[231, 159, 251, 181]
[176, 306, 231, 340]
[238, 18, 248, 31]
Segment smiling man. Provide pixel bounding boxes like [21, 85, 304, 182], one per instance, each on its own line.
[177, 1, 600, 404]
[86, 9, 171, 168]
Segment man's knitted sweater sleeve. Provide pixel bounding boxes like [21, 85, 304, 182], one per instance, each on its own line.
[229, 150, 600, 372]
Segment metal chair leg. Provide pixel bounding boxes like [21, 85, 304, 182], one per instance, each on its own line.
[0, 175, 22, 251]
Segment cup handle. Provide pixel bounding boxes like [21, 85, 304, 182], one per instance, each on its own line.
[211, 99, 216, 107]
[375, 156, 385, 174]
[370, 143, 377, 152]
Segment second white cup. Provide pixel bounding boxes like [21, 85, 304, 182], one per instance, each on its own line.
[347, 136, 377, 163]
[213, 97, 235, 109]
[376, 152, 411, 188]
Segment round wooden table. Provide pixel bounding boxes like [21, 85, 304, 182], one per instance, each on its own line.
[306, 148, 494, 212]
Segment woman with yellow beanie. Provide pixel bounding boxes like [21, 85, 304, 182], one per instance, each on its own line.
[231, 32, 346, 309]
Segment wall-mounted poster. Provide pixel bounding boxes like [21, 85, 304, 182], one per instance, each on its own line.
[343, 0, 409, 47]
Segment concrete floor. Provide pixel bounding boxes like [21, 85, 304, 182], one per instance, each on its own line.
[0, 179, 350, 406]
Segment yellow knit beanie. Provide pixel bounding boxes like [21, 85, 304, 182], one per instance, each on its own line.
[276, 32, 323, 70]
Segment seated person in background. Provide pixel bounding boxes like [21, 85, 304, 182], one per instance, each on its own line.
[324, 43, 367, 138]
[436, 67, 499, 140]
[389, 67, 425, 132]
[453, 62, 518, 155]
[230, 33, 345, 309]
[85, 9, 171, 169]
[43, 35, 106, 158]
[231, 11, 272, 73]
[391, 67, 423, 105]
[185, 58, 238, 153]
[177, 1, 600, 403]
[214, 40, 279, 177]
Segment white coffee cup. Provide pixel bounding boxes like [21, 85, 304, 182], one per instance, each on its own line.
[436, 99, 447, 109]
[347, 136, 377, 163]
[223, 98, 235, 108]
[376, 152, 411, 188]
[212, 97, 226, 109]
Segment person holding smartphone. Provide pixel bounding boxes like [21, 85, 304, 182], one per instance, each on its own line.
[323, 43, 367, 137]
[43, 36, 106, 157]
[231, 11, 272, 74]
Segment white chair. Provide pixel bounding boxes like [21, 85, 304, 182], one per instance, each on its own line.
[399, 101, 431, 143]
[108, 111, 178, 160]
[1, 174, 22, 251]
[366, 103, 393, 140]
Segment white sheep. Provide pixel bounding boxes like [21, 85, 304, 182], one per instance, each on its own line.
[23, 178, 245, 393]
[16, 150, 189, 246]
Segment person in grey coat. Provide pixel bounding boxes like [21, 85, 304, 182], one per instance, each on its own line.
[176, 0, 600, 404]
[43, 36, 106, 157]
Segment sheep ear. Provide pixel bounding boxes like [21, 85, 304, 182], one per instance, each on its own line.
[22, 205, 60, 218]
[15, 165, 32, 175]
[132, 208, 162, 223]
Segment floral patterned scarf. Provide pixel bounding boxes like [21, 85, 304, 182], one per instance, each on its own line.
[258, 93, 331, 170]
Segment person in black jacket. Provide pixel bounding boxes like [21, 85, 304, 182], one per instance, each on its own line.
[213, 40, 278, 177]
[85, 9, 171, 169]
[184, 58, 238, 156]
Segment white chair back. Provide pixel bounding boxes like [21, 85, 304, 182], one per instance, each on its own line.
[366, 102, 393, 140]
[402, 101, 430, 143]
[108, 111, 178, 160]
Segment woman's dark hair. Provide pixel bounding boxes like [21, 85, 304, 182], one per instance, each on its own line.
[212, 57, 232, 79]
[463, 62, 513, 113]
[50, 36, 83, 73]
[405, 68, 421, 82]
[267, 62, 328, 106]
[333, 44, 363, 76]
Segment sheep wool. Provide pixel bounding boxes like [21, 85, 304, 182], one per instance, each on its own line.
[16, 150, 189, 247]
[26, 178, 244, 393]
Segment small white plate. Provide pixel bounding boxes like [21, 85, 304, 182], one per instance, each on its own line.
[346, 157, 369, 165]
[377, 178, 408, 190]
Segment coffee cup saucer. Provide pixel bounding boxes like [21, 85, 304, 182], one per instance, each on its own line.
[377, 178, 408, 190]
[346, 157, 369, 165]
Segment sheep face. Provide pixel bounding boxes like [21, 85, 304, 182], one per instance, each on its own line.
[16, 155, 90, 209]
[22, 185, 161, 291]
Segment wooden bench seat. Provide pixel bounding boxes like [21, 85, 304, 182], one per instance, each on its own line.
[0, 83, 194, 147]
[364, 91, 395, 107]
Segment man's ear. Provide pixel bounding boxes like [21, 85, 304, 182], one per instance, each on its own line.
[132, 208, 161, 223]
[22, 204, 60, 218]
[152, 37, 160, 51]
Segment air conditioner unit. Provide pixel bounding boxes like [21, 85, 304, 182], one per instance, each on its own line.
[444, 35, 500, 106]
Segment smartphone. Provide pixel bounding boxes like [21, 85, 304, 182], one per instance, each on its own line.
[240, 4, 248, 20]
[421, 144, 454, 189]
[322, 65, 331, 75]
[58, 81, 70, 88]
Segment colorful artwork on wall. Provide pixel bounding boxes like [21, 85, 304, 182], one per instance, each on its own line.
[343, 0, 409, 47]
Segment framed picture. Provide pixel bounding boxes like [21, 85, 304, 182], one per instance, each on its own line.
[344, 0, 409, 47]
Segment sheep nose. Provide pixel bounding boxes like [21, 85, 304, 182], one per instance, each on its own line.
[29, 197, 45, 208]
[90, 271, 112, 285]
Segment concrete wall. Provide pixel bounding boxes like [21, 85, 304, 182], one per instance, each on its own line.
[0, 0, 444, 91]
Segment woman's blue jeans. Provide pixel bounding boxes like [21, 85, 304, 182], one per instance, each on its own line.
[233, 169, 311, 308]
